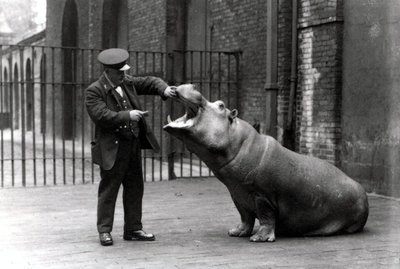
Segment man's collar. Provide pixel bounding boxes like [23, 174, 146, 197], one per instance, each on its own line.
[103, 71, 116, 88]
[99, 72, 116, 93]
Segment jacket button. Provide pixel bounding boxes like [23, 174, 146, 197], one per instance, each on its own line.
[115, 141, 118, 144]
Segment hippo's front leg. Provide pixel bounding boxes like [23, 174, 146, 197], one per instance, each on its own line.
[228, 196, 255, 237]
[250, 194, 276, 242]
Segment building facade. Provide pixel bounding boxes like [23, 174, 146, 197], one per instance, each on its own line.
[1, 0, 399, 196]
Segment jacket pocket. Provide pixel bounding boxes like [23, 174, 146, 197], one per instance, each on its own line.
[90, 141, 101, 165]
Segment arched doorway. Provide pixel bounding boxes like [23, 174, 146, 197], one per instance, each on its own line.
[26, 58, 33, 131]
[13, 64, 19, 129]
[61, 0, 78, 139]
[102, 0, 128, 49]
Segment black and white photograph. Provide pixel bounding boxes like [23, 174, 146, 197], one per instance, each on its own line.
[0, 0, 399, 268]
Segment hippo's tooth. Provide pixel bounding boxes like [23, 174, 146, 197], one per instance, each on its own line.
[167, 115, 172, 123]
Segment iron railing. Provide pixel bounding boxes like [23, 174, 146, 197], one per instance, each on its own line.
[0, 44, 240, 187]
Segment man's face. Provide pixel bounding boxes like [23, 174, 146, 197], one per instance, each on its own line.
[106, 68, 125, 85]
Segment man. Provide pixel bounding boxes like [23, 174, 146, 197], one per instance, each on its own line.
[85, 48, 176, 246]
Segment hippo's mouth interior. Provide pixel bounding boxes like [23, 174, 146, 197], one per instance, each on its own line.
[165, 98, 200, 129]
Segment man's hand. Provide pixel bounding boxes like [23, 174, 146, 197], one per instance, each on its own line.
[164, 86, 177, 98]
[129, 110, 148, 121]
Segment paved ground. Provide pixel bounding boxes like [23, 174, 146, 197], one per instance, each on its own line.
[0, 177, 399, 269]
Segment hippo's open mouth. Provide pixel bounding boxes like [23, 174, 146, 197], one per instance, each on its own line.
[165, 97, 200, 129]
[164, 84, 203, 129]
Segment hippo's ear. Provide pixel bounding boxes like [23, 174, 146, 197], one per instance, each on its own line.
[229, 109, 238, 122]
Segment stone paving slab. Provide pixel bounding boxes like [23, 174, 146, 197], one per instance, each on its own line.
[0, 177, 399, 269]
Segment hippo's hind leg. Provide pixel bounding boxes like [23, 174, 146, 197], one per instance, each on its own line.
[250, 194, 276, 242]
[228, 196, 255, 237]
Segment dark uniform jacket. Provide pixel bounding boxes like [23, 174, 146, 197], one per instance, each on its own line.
[85, 73, 168, 170]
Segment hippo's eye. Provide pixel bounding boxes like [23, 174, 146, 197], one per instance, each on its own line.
[218, 102, 225, 110]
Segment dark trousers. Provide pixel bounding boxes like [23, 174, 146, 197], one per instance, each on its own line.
[97, 136, 144, 233]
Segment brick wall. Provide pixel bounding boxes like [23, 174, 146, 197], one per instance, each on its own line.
[207, 0, 267, 124]
[295, 0, 343, 165]
[128, 0, 166, 52]
[44, 0, 345, 164]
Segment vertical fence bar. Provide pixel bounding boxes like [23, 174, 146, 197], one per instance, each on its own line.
[81, 48, 85, 184]
[90, 49, 95, 184]
[20, 48, 26, 186]
[0, 45, 3, 187]
[31, 46, 37, 186]
[179, 51, 185, 177]
[159, 52, 164, 181]
[61, 48, 66, 185]
[72, 48, 76, 185]
[10, 47, 15, 186]
[197, 51, 203, 177]
[151, 52, 156, 182]
[42, 46, 46, 185]
[143, 52, 147, 181]
[209, 51, 213, 177]
[189, 51, 201, 176]
[188, 52, 192, 177]
[52, 47, 56, 185]
[145, 52, 148, 181]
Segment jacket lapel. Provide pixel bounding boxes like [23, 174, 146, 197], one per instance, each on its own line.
[98, 73, 143, 111]
[99, 74, 123, 109]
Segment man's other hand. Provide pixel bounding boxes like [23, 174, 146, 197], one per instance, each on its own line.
[164, 86, 177, 98]
[129, 110, 148, 121]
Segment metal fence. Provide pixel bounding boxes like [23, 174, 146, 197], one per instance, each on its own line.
[0, 45, 240, 187]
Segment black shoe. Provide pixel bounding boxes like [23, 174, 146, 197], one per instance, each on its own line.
[99, 232, 113, 246]
[123, 230, 155, 241]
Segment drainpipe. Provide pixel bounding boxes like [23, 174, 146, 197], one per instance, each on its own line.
[264, 0, 278, 138]
[287, 0, 298, 131]
[166, 0, 187, 180]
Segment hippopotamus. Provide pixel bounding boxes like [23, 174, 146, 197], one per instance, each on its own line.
[163, 84, 369, 242]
